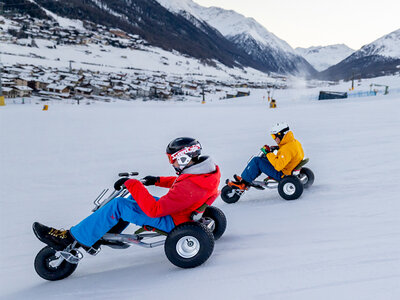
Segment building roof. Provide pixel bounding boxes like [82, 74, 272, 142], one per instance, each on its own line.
[13, 86, 33, 91]
[75, 87, 93, 93]
[47, 84, 68, 90]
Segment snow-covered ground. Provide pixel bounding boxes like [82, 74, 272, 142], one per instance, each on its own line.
[1, 76, 400, 300]
[0, 40, 272, 83]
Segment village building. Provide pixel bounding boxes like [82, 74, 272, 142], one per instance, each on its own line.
[2, 87, 18, 98]
[1, 78, 15, 88]
[237, 88, 251, 97]
[40, 84, 70, 98]
[36, 79, 52, 90]
[15, 77, 29, 86]
[13, 85, 33, 97]
[75, 87, 93, 96]
[46, 84, 69, 94]
[182, 82, 198, 90]
[226, 90, 238, 99]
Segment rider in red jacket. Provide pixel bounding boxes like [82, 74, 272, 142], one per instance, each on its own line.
[33, 137, 221, 250]
[126, 164, 220, 225]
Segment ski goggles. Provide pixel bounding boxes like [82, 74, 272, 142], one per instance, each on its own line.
[167, 153, 176, 164]
[167, 144, 202, 164]
[271, 134, 278, 139]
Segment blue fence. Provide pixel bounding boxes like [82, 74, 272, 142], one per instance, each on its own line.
[309, 87, 400, 101]
[348, 91, 376, 98]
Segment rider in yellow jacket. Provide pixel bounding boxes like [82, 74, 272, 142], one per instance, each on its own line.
[266, 130, 304, 176]
[229, 123, 304, 190]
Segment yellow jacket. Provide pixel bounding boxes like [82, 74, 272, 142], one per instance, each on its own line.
[266, 131, 304, 176]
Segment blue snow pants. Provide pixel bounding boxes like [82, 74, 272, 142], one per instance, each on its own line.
[70, 195, 175, 247]
[241, 156, 284, 183]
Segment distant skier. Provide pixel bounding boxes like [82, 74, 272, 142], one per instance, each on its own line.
[227, 122, 304, 190]
[33, 137, 221, 252]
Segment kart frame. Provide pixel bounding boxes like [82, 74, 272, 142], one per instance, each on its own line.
[57, 186, 215, 265]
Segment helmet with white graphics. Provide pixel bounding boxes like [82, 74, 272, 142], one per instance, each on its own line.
[166, 137, 202, 173]
[270, 122, 290, 140]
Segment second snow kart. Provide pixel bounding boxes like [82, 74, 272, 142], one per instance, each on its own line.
[33, 172, 227, 281]
[221, 158, 314, 203]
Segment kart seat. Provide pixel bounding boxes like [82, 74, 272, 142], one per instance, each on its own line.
[190, 203, 209, 222]
[135, 203, 210, 236]
[294, 158, 309, 170]
[134, 225, 168, 236]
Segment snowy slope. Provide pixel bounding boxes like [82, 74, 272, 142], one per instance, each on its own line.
[0, 41, 271, 83]
[10, 0, 261, 71]
[295, 44, 354, 71]
[1, 76, 400, 299]
[156, 0, 317, 75]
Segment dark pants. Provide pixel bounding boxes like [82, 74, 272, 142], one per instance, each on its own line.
[241, 156, 283, 183]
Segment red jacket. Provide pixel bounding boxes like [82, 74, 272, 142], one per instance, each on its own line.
[124, 165, 221, 225]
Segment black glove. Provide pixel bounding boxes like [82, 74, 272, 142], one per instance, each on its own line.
[114, 177, 129, 190]
[142, 176, 160, 186]
[270, 146, 279, 151]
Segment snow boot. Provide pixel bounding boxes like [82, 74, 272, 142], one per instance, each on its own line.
[33, 222, 76, 251]
[227, 174, 250, 191]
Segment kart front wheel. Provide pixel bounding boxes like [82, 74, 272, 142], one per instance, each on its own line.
[278, 176, 304, 200]
[299, 167, 314, 188]
[203, 206, 227, 240]
[221, 185, 242, 204]
[165, 223, 214, 268]
[34, 246, 78, 281]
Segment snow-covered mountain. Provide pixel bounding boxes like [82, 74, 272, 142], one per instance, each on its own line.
[319, 29, 400, 80]
[355, 28, 400, 59]
[295, 44, 354, 72]
[4, 0, 268, 73]
[156, 0, 317, 76]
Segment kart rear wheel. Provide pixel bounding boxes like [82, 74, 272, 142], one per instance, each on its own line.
[221, 185, 242, 204]
[34, 246, 78, 281]
[165, 223, 214, 268]
[278, 176, 303, 200]
[299, 167, 314, 188]
[203, 206, 227, 240]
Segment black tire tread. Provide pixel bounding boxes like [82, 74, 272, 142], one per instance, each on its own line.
[300, 167, 314, 188]
[221, 185, 241, 204]
[278, 176, 304, 200]
[203, 206, 227, 240]
[34, 246, 78, 281]
[164, 222, 214, 268]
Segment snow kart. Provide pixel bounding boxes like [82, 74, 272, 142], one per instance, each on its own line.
[33, 172, 227, 281]
[221, 158, 314, 203]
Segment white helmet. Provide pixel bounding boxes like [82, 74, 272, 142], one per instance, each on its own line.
[270, 122, 289, 139]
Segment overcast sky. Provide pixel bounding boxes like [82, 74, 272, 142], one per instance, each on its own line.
[195, 0, 400, 50]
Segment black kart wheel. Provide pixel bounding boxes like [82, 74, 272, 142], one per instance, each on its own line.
[203, 206, 227, 240]
[221, 185, 242, 204]
[165, 222, 214, 268]
[34, 246, 78, 281]
[278, 176, 304, 200]
[299, 167, 314, 188]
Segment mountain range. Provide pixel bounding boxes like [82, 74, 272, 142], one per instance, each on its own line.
[2, 0, 400, 80]
[319, 29, 400, 80]
[156, 0, 316, 77]
[295, 44, 355, 72]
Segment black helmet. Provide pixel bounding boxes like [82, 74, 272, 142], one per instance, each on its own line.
[166, 137, 202, 171]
